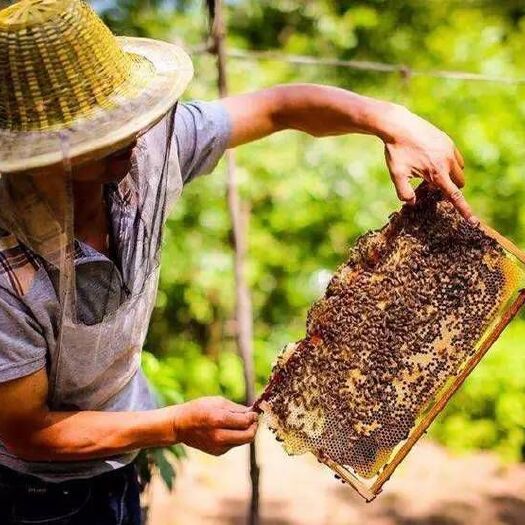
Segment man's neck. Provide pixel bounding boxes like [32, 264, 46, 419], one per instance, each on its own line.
[72, 181, 110, 255]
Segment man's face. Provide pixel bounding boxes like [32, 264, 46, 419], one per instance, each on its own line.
[71, 141, 137, 183]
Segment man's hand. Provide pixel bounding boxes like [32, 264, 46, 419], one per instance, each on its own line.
[172, 397, 258, 456]
[222, 84, 476, 223]
[381, 105, 475, 223]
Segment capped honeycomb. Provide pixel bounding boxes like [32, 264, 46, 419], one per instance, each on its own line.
[257, 185, 525, 500]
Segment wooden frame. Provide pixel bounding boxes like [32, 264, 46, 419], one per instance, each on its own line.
[261, 224, 525, 503]
[317, 226, 525, 502]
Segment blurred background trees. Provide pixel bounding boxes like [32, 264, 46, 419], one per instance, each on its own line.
[95, 0, 525, 463]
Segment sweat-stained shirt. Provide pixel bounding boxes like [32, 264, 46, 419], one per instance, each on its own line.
[0, 101, 231, 481]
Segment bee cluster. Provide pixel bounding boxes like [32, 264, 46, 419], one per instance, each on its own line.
[258, 186, 522, 480]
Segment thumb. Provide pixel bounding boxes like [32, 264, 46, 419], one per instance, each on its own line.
[385, 147, 416, 206]
[390, 170, 416, 206]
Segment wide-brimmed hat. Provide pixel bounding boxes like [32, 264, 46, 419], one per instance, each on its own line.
[0, 0, 194, 173]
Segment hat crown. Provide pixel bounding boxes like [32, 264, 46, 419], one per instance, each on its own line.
[0, 0, 68, 30]
[0, 0, 135, 132]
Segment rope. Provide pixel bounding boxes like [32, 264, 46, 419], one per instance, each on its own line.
[195, 45, 525, 85]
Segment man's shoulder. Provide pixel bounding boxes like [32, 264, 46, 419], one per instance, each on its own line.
[0, 228, 42, 297]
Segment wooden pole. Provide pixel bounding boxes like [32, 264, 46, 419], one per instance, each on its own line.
[209, 2, 260, 523]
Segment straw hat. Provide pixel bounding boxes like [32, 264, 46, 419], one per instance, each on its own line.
[0, 0, 194, 173]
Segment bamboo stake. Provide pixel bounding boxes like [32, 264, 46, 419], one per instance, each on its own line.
[209, 2, 260, 523]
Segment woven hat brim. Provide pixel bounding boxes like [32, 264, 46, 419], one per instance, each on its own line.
[0, 37, 194, 174]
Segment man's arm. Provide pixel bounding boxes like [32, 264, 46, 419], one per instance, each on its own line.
[222, 84, 474, 223]
[0, 369, 257, 461]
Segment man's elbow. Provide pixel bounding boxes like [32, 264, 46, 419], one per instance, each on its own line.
[2, 427, 117, 462]
[1, 419, 82, 461]
[2, 432, 58, 461]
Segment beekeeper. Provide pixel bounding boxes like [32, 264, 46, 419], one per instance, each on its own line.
[0, 0, 474, 523]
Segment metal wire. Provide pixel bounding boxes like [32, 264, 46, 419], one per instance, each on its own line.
[195, 45, 525, 85]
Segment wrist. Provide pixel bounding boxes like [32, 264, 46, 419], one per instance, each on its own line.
[370, 101, 411, 143]
[157, 405, 181, 446]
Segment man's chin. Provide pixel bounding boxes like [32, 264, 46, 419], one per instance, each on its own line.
[69, 158, 131, 183]
[104, 159, 132, 183]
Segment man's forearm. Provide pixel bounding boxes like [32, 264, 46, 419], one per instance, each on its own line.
[271, 83, 402, 140]
[223, 83, 404, 147]
[0, 371, 258, 462]
[6, 406, 176, 462]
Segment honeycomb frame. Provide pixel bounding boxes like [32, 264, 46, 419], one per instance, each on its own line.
[256, 187, 525, 502]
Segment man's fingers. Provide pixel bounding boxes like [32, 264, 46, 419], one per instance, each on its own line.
[219, 410, 258, 430]
[454, 147, 465, 170]
[437, 176, 478, 225]
[391, 172, 416, 205]
[215, 423, 258, 446]
[219, 398, 251, 412]
[450, 155, 465, 188]
[385, 147, 416, 204]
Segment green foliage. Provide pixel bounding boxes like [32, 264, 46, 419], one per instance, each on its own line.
[135, 445, 186, 490]
[98, 0, 525, 463]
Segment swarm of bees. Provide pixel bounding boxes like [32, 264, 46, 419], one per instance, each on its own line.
[257, 185, 524, 483]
